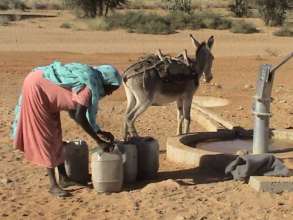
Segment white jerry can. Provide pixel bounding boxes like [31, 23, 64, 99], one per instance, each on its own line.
[91, 145, 123, 193]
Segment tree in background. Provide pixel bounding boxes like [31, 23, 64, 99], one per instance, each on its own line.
[0, 0, 27, 10]
[163, 0, 192, 14]
[64, 0, 127, 18]
[104, 0, 127, 16]
[256, 0, 289, 26]
[229, 0, 249, 17]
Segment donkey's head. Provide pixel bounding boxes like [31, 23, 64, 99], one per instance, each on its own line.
[190, 34, 214, 83]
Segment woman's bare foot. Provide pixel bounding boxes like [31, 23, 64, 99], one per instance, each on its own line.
[49, 186, 70, 197]
[59, 178, 81, 188]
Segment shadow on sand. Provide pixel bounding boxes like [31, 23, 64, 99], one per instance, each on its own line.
[121, 151, 240, 190]
[71, 152, 237, 193]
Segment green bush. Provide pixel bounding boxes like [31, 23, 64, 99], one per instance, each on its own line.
[105, 11, 175, 34]
[230, 20, 259, 33]
[0, 2, 9, 10]
[168, 11, 231, 30]
[163, 0, 192, 14]
[86, 18, 111, 31]
[0, 0, 26, 10]
[200, 13, 232, 29]
[273, 26, 293, 37]
[64, 0, 97, 17]
[64, 0, 127, 18]
[128, 0, 162, 9]
[134, 16, 174, 34]
[84, 11, 238, 34]
[229, 0, 249, 17]
[32, 3, 49, 10]
[0, 16, 10, 26]
[60, 22, 73, 29]
[166, 11, 200, 29]
[0, 14, 22, 25]
[256, 0, 289, 26]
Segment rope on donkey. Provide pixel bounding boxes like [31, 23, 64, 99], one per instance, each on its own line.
[122, 53, 198, 84]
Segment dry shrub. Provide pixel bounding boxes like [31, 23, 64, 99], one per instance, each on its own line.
[85, 10, 232, 34]
[168, 11, 231, 30]
[127, 0, 229, 10]
[127, 0, 163, 9]
[0, 16, 10, 26]
[0, 14, 22, 26]
[256, 0, 289, 26]
[0, 0, 27, 10]
[25, 0, 64, 10]
[273, 26, 293, 37]
[32, 3, 49, 10]
[86, 18, 111, 31]
[0, 2, 9, 10]
[230, 20, 259, 33]
[105, 11, 175, 34]
[60, 22, 73, 29]
[191, 0, 229, 9]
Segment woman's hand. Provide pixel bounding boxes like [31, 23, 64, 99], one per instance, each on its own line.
[95, 139, 114, 152]
[69, 105, 115, 151]
[103, 143, 115, 152]
[97, 130, 115, 143]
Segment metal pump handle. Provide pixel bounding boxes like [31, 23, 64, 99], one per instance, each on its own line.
[270, 52, 293, 73]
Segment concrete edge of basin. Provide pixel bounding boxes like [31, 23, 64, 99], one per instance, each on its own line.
[166, 130, 237, 167]
[166, 136, 214, 167]
[191, 107, 220, 132]
[191, 103, 235, 131]
[193, 96, 230, 108]
[271, 129, 293, 141]
[167, 129, 293, 167]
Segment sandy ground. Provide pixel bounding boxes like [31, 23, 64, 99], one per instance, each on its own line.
[1, 11, 293, 220]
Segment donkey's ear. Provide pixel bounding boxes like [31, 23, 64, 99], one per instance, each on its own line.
[190, 34, 200, 48]
[207, 35, 214, 49]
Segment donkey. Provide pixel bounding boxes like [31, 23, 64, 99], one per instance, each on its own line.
[122, 34, 215, 140]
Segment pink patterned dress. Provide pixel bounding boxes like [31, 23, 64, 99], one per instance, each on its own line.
[13, 70, 91, 168]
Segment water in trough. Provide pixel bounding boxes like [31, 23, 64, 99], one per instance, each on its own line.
[194, 139, 293, 154]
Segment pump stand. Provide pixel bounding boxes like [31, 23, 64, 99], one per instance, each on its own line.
[253, 52, 293, 154]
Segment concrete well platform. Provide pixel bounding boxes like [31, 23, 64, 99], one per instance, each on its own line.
[249, 176, 293, 193]
[167, 99, 293, 193]
[167, 129, 293, 193]
[167, 129, 293, 169]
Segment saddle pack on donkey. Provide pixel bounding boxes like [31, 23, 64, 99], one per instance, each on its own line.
[122, 53, 196, 89]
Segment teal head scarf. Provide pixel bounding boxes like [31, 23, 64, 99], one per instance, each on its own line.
[92, 65, 122, 86]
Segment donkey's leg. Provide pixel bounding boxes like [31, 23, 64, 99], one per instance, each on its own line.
[123, 86, 137, 140]
[126, 90, 152, 137]
[183, 96, 193, 134]
[125, 103, 140, 137]
[127, 99, 152, 136]
[176, 99, 184, 135]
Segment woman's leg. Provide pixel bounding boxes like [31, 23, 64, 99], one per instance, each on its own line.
[47, 167, 69, 197]
[57, 163, 79, 188]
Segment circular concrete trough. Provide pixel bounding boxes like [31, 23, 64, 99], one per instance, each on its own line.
[167, 129, 293, 170]
[193, 96, 229, 108]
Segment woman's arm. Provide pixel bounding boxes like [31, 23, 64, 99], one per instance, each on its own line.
[68, 104, 108, 147]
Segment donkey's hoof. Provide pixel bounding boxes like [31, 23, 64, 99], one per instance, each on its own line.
[129, 131, 138, 137]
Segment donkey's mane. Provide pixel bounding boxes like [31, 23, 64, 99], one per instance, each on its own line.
[196, 42, 206, 57]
